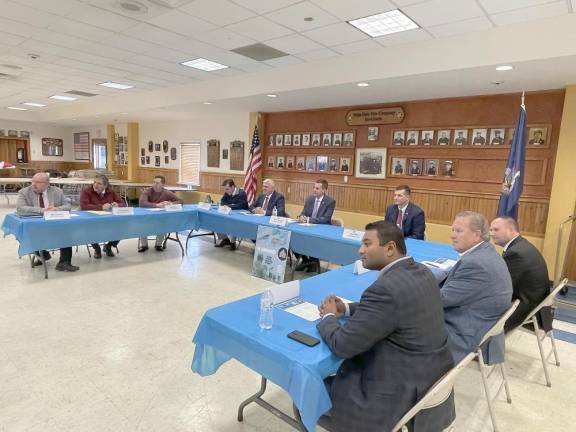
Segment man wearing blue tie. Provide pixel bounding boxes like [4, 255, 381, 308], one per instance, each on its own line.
[296, 179, 336, 272]
[384, 185, 426, 240]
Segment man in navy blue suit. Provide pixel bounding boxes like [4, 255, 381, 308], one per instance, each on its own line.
[215, 178, 248, 251]
[249, 178, 286, 217]
[384, 185, 426, 240]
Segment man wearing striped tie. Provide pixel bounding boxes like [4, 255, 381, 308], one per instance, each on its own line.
[249, 179, 285, 217]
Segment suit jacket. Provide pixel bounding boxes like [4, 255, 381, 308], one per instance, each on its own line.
[317, 258, 455, 432]
[384, 202, 426, 240]
[17, 185, 71, 216]
[249, 191, 285, 216]
[220, 187, 248, 210]
[503, 236, 552, 332]
[441, 242, 512, 363]
[299, 194, 335, 224]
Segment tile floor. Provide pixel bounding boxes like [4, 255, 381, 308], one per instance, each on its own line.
[1, 204, 575, 432]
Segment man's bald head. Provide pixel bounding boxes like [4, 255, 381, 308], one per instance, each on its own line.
[31, 172, 50, 193]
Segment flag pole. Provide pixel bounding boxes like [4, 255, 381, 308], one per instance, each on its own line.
[521, 91, 525, 109]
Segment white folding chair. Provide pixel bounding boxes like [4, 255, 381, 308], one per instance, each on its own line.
[392, 352, 476, 432]
[476, 299, 520, 432]
[515, 278, 567, 387]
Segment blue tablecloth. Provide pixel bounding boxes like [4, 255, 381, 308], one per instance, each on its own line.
[192, 242, 459, 431]
[1, 206, 199, 256]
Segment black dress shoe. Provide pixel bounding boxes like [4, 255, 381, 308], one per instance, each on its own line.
[138, 246, 149, 253]
[56, 262, 79, 272]
[155, 245, 164, 252]
[295, 261, 310, 272]
[35, 251, 51, 261]
[230, 243, 237, 251]
[215, 239, 231, 248]
[103, 244, 115, 257]
[31, 257, 44, 267]
[93, 249, 102, 259]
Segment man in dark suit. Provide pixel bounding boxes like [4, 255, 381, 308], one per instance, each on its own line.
[295, 179, 336, 272]
[249, 178, 285, 217]
[529, 130, 545, 145]
[384, 185, 425, 240]
[215, 178, 248, 251]
[316, 221, 455, 432]
[472, 132, 486, 145]
[490, 217, 551, 332]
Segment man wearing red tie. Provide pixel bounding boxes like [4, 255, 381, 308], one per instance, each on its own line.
[384, 185, 426, 240]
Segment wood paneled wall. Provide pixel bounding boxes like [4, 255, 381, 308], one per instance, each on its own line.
[199, 172, 244, 192]
[0, 160, 93, 177]
[137, 167, 179, 184]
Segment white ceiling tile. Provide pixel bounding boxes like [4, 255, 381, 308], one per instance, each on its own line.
[32, 29, 91, 50]
[122, 23, 183, 46]
[9, 0, 80, 16]
[234, 61, 274, 73]
[392, 0, 432, 5]
[18, 39, 67, 56]
[166, 38, 223, 56]
[427, 16, 493, 38]
[303, 23, 368, 46]
[310, 0, 396, 21]
[490, 1, 569, 26]
[0, 16, 44, 38]
[46, 18, 114, 42]
[179, 0, 255, 26]
[332, 39, 382, 55]
[141, 47, 190, 63]
[211, 67, 245, 77]
[263, 55, 304, 67]
[0, 31, 26, 46]
[145, 9, 216, 37]
[231, 0, 301, 14]
[67, 4, 140, 32]
[478, 0, 555, 14]
[402, 0, 484, 27]
[265, 34, 324, 54]
[195, 28, 256, 50]
[296, 48, 339, 61]
[78, 42, 135, 61]
[226, 16, 294, 41]
[99, 35, 158, 54]
[0, 1, 60, 28]
[374, 28, 432, 46]
[265, 1, 340, 32]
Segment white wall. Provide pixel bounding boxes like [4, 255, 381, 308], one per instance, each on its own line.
[138, 112, 250, 173]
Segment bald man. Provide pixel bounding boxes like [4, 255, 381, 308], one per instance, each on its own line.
[16, 173, 79, 272]
[249, 179, 286, 217]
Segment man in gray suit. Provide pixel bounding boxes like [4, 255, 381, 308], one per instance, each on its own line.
[441, 211, 512, 362]
[16, 172, 79, 272]
[316, 221, 455, 432]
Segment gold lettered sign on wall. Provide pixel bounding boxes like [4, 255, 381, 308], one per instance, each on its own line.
[229, 140, 245, 171]
[346, 108, 405, 126]
[207, 139, 220, 168]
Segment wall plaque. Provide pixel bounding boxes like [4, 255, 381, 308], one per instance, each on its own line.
[207, 139, 220, 168]
[346, 108, 404, 126]
[229, 140, 244, 171]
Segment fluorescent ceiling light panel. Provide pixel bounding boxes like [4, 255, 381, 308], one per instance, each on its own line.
[49, 95, 78, 101]
[7, 106, 28, 110]
[23, 102, 46, 107]
[180, 58, 228, 71]
[496, 65, 513, 71]
[98, 81, 134, 90]
[348, 10, 419, 38]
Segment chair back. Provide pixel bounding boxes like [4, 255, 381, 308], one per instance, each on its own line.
[524, 278, 568, 321]
[479, 299, 520, 346]
[391, 352, 476, 432]
[331, 217, 344, 227]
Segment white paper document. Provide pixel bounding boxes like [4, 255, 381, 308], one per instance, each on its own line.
[421, 258, 457, 271]
[278, 298, 321, 321]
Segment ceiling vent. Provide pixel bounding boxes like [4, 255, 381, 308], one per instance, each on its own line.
[231, 43, 289, 62]
[66, 90, 99, 97]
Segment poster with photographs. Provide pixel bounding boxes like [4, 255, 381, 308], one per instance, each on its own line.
[329, 157, 338, 172]
[408, 159, 423, 176]
[293, 134, 301, 146]
[471, 128, 487, 145]
[355, 148, 386, 179]
[421, 130, 434, 146]
[268, 135, 275, 146]
[391, 157, 406, 175]
[306, 155, 316, 171]
[343, 132, 354, 147]
[146, 156, 150, 165]
[453, 129, 468, 146]
[286, 156, 295, 169]
[296, 156, 305, 170]
[367, 127, 379, 141]
[322, 133, 331, 146]
[312, 133, 321, 146]
[276, 156, 285, 168]
[155, 156, 161, 167]
[442, 160, 456, 177]
[276, 135, 283, 146]
[489, 128, 505, 145]
[437, 130, 451, 146]
[340, 157, 351, 173]
[406, 131, 419, 146]
[302, 134, 310, 146]
[528, 127, 547, 146]
[425, 159, 439, 176]
[284, 134, 292, 146]
[332, 133, 342, 147]
[267, 156, 275, 168]
[392, 130, 405, 146]
[317, 155, 328, 172]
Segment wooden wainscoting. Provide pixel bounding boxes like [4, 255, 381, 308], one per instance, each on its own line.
[199, 172, 245, 191]
[137, 167, 179, 184]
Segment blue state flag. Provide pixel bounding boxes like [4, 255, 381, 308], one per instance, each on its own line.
[497, 102, 527, 219]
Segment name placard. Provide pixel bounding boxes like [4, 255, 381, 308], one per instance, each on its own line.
[218, 205, 231, 215]
[269, 215, 288, 226]
[353, 259, 370, 275]
[44, 210, 71, 220]
[269, 280, 300, 305]
[165, 203, 183, 212]
[112, 206, 134, 216]
[346, 107, 404, 126]
[342, 228, 365, 240]
[198, 202, 211, 210]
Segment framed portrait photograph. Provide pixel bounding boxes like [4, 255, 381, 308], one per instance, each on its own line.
[528, 127, 548, 146]
[148, 140, 153, 152]
[312, 133, 321, 146]
[140, 148, 145, 157]
[171, 147, 177, 160]
[296, 156, 305, 170]
[421, 130, 434, 146]
[145, 156, 150, 165]
[317, 155, 328, 172]
[276, 134, 283, 146]
[164, 156, 169, 164]
[437, 130, 451, 146]
[406, 130, 419, 146]
[140, 157, 145, 165]
[343, 132, 354, 147]
[425, 159, 439, 176]
[392, 130, 405, 146]
[306, 155, 316, 171]
[163, 140, 169, 153]
[408, 159, 423, 176]
[268, 135, 275, 146]
[367, 127, 379, 141]
[276, 156, 285, 168]
[286, 156, 295, 169]
[301, 134, 310, 146]
[442, 160, 456, 177]
[329, 157, 338, 172]
[453, 129, 468, 146]
[284, 134, 292, 146]
[222, 149, 228, 159]
[322, 133, 332, 146]
[293, 134, 301, 146]
[340, 157, 351, 173]
[472, 128, 487, 145]
[355, 148, 387, 179]
[391, 157, 406, 175]
[489, 128, 505, 145]
[332, 133, 342, 147]
[507, 128, 515, 145]
[155, 156, 161, 167]
[20, 130, 30, 138]
[267, 156, 275, 168]
[155, 143, 161, 152]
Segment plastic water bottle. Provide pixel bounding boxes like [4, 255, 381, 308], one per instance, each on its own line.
[259, 289, 274, 330]
[272, 206, 278, 217]
[206, 195, 213, 204]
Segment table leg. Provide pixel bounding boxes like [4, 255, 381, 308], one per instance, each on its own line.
[29, 254, 48, 279]
[185, 230, 216, 255]
[164, 232, 184, 258]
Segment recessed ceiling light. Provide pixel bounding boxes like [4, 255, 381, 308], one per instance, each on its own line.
[357, 82, 369, 87]
[348, 9, 419, 38]
[267, 94, 278, 98]
[23, 102, 46, 107]
[7, 106, 28, 111]
[180, 58, 228, 71]
[98, 81, 134, 90]
[203, 102, 213, 105]
[50, 95, 77, 101]
[496, 65, 513, 71]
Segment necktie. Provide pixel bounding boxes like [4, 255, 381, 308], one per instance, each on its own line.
[312, 199, 321, 218]
[262, 195, 270, 212]
[396, 209, 403, 228]
[38, 193, 45, 208]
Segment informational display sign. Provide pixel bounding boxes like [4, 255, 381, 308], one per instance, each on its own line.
[252, 225, 291, 283]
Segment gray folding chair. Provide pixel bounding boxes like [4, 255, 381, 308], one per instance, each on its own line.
[392, 352, 476, 432]
[476, 299, 520, 432]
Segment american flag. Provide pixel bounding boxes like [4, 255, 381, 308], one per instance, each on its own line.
[243, 125, 262, 204]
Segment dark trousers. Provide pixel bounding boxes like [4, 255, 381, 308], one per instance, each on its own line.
[91, 241, 120, 251]
[35, 247, 73, 263]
